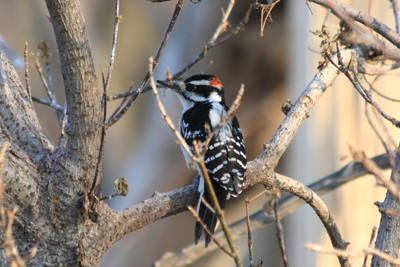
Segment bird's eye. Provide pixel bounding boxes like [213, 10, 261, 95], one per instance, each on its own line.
[186, 83, 196, 92]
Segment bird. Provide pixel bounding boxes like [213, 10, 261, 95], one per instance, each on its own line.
[157, 74, 247, 247]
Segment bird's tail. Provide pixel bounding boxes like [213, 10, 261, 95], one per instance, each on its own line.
[194, 187, 228, 247]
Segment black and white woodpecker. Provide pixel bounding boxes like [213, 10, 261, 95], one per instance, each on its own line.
[158, 74, 247, 247]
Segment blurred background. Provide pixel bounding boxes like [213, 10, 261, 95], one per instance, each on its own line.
[1, 0, 399, 266]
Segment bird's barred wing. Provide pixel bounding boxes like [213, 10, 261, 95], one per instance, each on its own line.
[204, 117, 247, 197]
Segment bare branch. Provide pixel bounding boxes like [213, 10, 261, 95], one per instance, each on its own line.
[362, 226, 377, 267]
[310, 0, 400, 51]
[34, 48, 63, 127]
[391, 0, 400, 34]
[88, 0, 120, 197]
[106, 2, 252, 103]
[24, 43, 31, 101]
[148, 58, 194, 159]
[171, 3, 252, 80]
[305, 243, 400, 266]
[273, 201, 288, 267]
[327, 45, 400, 128]
[349, 146, 399, 201]
[107, 0, 183, 128]
[103, 0, 121, 97]
[187, 206, 234, 258]
[209, 0, 235, 43]
[254, 0, 281, 36]
[358, 61, 400, 75]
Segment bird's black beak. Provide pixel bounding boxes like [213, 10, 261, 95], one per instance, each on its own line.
[157, 80, 185, 92]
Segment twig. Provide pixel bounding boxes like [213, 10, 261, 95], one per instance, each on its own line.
[196, 160, 243, 267]
[327, 44, 400, 128]
[348, 146, 400, 202]
[362, 226, 377, 267]
[88, 73, 108, 197]
[202, 84, 244, 152]
[106, 2, 252, 102]
[309, 0, 400, 50]
[148, 58, 194, 159]
[24, 43, 31, 101]
[244, 190, 270, 267]
[88, 0, 120, 196]
[31, 97, 64, 112]
[254, 0, 281, 36]
[305, 243, 400, 266]
[245, 198, 254, 267]
[34, 55, 63, 127]
[187, 206, 234, 258]
[37, 42, 63, 126]
[209, 0, 235, 43]
[104, 0, 121, 99]
[371, 107, 399, 183]
[358, 61, 400, 75]
[38, 42, 54, 100]
[171, 3, 252, 80]
[371, 103, 399, 153]
[107, 0, 183, 128]
[391, 0, 400, 34]
[273, 201, 288, 267]
[34, 57, 52, 101]
[363, 75, 400, 102]
[364, 103, 389, 158]
[108, 83, 132, 118]
[351, 65, 400, 127]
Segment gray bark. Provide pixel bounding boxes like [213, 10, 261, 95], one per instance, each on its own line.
[371, 153, 400, 267]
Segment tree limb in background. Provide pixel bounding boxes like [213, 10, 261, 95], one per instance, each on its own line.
[153, 152, 390, 267]
[305, 243, 400, 265]
[310, 0, 400, 53]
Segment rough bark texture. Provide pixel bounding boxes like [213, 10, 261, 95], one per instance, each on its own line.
[371, 153, 400, 267]
[0, 0, 104, 266]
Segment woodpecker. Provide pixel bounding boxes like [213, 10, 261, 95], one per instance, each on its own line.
[158, 74, 247, 247]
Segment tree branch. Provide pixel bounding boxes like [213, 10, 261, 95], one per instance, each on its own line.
[106, 0, 183, 127]
[45, 0, 102, 191]
[153, 152, 390, 267]
[371, 149, 400, 267]
[310, 0, 400, 50]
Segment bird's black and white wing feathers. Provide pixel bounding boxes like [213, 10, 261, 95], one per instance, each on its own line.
[205, 116, 246, 197]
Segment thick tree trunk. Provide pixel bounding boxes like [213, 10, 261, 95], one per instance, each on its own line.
[0, 0, 104, 265]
